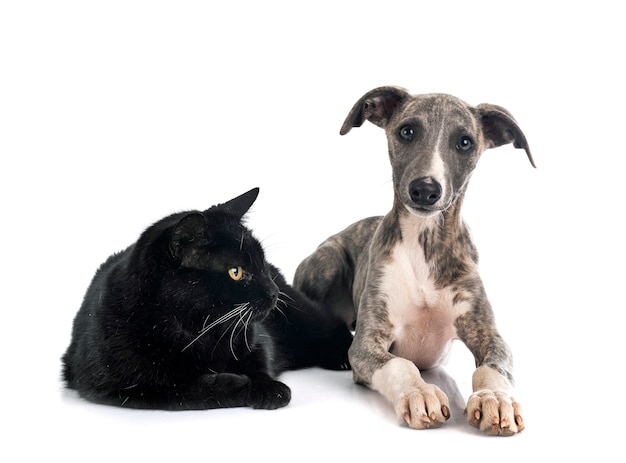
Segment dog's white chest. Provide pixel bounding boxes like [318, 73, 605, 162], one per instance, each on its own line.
[380, 238, 470, 369]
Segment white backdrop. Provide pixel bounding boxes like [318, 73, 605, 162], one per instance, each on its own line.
[2, 1, 624, 460]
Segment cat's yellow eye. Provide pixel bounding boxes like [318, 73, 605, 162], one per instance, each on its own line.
[228, 266, 244, 281]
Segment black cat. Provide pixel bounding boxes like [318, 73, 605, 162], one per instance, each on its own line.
[62, 188, 352, 410]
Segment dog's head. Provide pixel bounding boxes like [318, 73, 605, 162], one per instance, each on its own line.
[341, 86, 534, 218]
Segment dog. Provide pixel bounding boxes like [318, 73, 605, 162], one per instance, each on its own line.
[293, 86, 534, 436]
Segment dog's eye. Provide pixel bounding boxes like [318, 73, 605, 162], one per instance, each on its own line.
[456, 136, 474, 152]
[228, 266, 244, 281]
[398, 125, 415, 142]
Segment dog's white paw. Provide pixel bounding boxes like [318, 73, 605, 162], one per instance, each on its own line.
[395, 383, 450, 429]
[465, 389, 524, 436]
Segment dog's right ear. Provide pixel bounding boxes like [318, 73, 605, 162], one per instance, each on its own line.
[340, 86, 410, 135]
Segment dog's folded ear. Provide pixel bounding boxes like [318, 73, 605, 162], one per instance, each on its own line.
[340, 86, 410, 135]
[476, 104, 536, 168]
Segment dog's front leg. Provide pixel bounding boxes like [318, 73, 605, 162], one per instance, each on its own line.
[349, 306, 450, 429]
[456, 300, 524, 436]
[371, 357, 451, 429]
[467, 365, 524, 435]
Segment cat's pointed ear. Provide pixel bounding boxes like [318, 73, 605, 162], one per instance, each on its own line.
[214, 187, 260, 219]
[169, 213, 206, 260]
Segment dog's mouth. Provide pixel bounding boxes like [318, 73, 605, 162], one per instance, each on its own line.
[404, 204, 444, 218]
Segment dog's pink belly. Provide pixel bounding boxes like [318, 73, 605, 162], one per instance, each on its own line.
[390, 325, 455, 370]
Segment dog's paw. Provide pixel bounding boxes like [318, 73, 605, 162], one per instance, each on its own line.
[465, 389, 524, 436]
[395, 383, 450, 429]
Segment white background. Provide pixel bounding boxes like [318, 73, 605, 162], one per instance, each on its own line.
[1, 1, 624, 460]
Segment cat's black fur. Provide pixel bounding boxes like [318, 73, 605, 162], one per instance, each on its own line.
[62, 188, 352, 410]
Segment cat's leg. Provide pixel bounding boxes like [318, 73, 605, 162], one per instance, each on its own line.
[81, 373, 290, 410]
[192, 373, 257, 409]
[196, 373, 291, 410]
[234, 330, 293, 409]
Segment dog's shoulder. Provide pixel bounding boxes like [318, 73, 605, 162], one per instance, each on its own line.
[326, 216, 382, 254]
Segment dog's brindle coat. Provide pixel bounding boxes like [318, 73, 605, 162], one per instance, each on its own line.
[294, 86, 534, 436]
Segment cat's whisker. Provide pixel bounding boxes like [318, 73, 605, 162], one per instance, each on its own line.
[201, 313, 211, 331]
[226, 317, 242, 361]
[209, 315, 240, 360]
[239, 229, 245, 251]
[242, 310, 253, 352]
[211, 303, 249, 358]
[212, 304, 249, 359]
[277, 291, 307, 314]
[181, 305, 247, 352]
[276, 295, 288, 309]
[229, 306, 251, 359]
[273, 303, 288, 321]
[278, 291, 296, 303]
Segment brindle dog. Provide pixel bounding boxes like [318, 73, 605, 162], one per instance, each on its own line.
[294, 86, 534, 436]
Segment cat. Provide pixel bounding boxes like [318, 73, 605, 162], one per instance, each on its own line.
[62, 187, 352, 410]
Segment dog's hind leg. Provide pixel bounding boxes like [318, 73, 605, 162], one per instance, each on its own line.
[294, 218, 382, 328]
[293, 242, 356, 328]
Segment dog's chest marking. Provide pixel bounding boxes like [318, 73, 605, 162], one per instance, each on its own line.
[380, 221, 471, 369]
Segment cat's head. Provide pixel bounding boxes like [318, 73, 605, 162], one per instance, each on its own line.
[145, 188, 280, 327]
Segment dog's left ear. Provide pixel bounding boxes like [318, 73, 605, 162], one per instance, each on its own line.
[476, 104, 535, 168]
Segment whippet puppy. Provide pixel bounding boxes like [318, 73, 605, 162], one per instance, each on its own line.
[294, 86, 534, 436]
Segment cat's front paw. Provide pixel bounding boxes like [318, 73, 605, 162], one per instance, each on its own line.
[318, 349, 351, 371]
[247, 378, 291, 410]
[319, 328, 353, 370]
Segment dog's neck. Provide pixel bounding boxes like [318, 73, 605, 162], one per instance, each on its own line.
[395, 194, 475, 285]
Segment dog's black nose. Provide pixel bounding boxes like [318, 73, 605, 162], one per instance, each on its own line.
[409, 177, 442, 206]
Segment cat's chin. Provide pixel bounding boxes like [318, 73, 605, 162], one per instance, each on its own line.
[254, 305, 277, 322]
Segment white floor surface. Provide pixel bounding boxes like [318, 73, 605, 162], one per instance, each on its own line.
[2, 1, 624, 461]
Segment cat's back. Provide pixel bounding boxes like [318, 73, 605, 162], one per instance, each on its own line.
[62, 245, 136, 384]
[65, 247, 133, 345]
[66, 213, 179, 360]
[84, 245, 134, 300]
